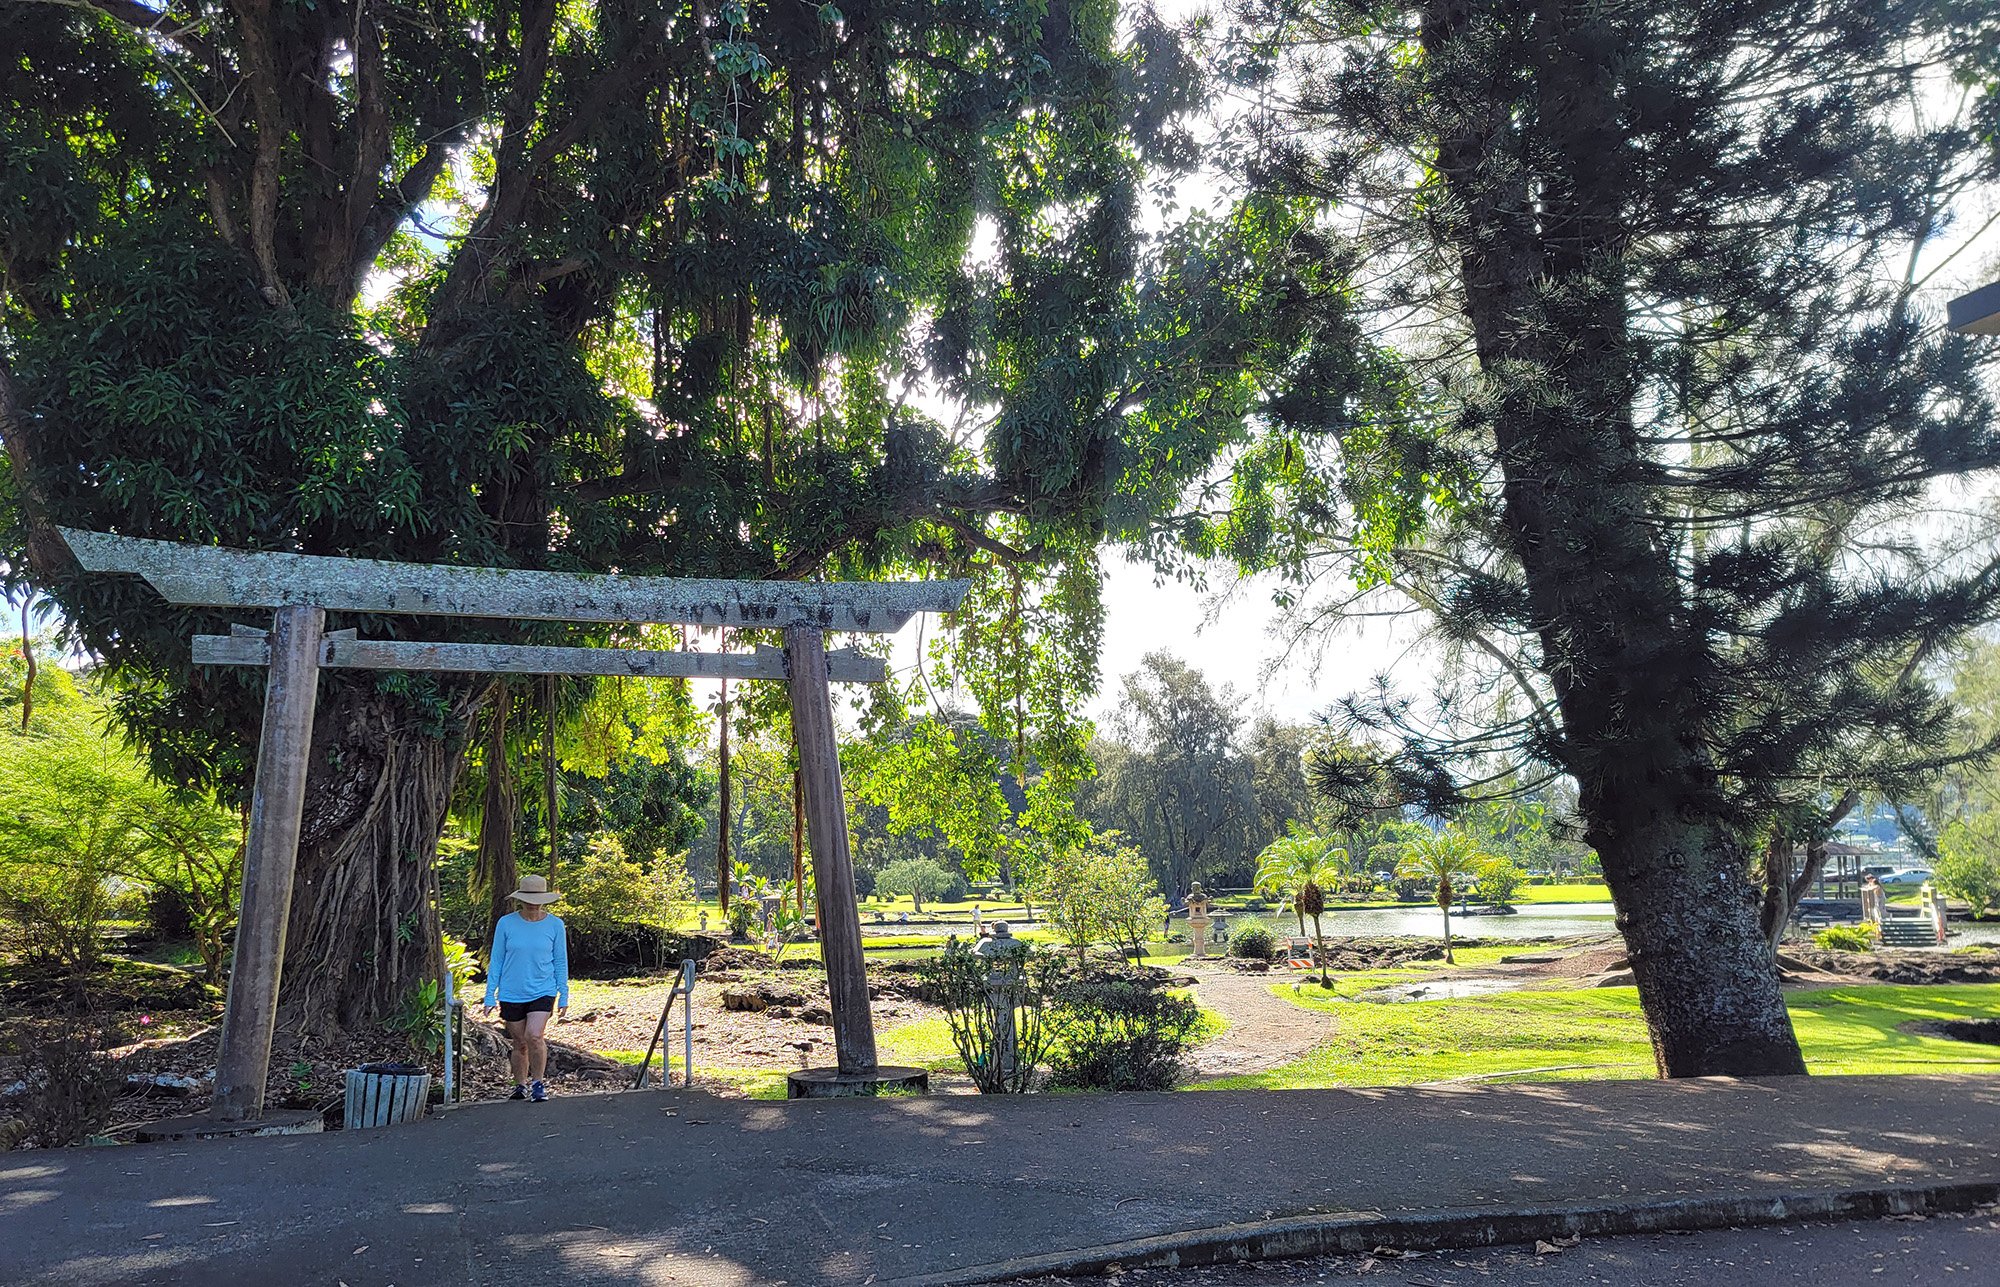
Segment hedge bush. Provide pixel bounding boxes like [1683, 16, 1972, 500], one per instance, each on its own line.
[1046, 980, 1204, 1091]
[1813, 924, 1877, 952]
[1230, 924, 1277, 960]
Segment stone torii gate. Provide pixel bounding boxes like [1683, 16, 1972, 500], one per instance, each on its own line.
[60, 529, 966, 1120]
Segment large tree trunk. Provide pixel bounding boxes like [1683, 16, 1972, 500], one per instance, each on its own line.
[1757, 836, 1798, 955]
[1425, 0, 1806, 1077]
[276, 681, 475, 1038]
[1598, 817, 1807, 1076]
[475, 687, 519, 945]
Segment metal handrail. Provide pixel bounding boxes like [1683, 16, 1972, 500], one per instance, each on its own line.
[632, 959, 698, 1090]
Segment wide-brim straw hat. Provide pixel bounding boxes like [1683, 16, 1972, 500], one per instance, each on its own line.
[510, 874, 561, 905]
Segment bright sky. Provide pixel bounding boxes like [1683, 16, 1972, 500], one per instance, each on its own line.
[1088, 558, 1423, 723]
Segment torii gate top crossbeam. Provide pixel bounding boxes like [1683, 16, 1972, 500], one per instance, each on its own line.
[59, 529, 967, 632]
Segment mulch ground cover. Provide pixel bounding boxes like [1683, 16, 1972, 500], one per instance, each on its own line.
[1, 946, 942, 1145]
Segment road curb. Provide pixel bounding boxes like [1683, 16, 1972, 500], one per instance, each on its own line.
[889, 1181, 2000, 1285]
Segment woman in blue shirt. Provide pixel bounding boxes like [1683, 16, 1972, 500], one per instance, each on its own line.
[482, 875, 570, 1102]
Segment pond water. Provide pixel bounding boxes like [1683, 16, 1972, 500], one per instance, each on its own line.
[1251, 902, 2000, 947]
[1264, 901, 1621, 941]
[1354, 977, 1527, 1003]
[860, 898, 2000, 953]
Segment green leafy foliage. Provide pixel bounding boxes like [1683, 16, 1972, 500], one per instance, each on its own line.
[1254, 831, 1346, 981]
[0, 660, 240, 978]
[1078, 654, 1257, 897]
[1814, 925, 1879, 953]
[1046, 979, 1204, 1092]
[1229, 924, 1277, 961]
[1027, 828, 1166, 963]
[387, 979, 448, 1058]
[441, 934, 479, 995]
[561, 836, 695, 948]
[852, 715, 1014, 881]
[1474, 859, 1525, 908]
[1935, 819, 2000, 916]
[917, 941, 1059, 1094]
[1394, 829, 1492, 964]
[872, 857, 960, 914]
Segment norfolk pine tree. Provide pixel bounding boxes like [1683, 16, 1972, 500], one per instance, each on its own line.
[1198, 0, 2000, 1075]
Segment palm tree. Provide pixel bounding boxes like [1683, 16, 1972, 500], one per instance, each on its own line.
[1395, 828, 1490, 964]
[1254, 835, 1348, 985]
[1253, 845, 1306, 937]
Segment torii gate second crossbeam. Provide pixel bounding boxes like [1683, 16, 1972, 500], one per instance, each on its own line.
[60, 529, 968, 1119]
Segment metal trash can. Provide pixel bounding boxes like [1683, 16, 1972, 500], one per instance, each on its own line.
[343, 1062, 432, 1130]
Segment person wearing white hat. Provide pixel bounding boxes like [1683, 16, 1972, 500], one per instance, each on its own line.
[482, 875, 570, 1102]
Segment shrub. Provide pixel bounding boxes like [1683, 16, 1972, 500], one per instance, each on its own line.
[1241, 896, 1270, 912]
[1027, 830, 1168, 962]
[1047, 980, 1205, 1091]
[0, 862, 113, 974]
[1814, 924, 1878, 952]
[918, 942, 1059, 1093]
[22, 1027, 122, 1147]
[561, 836, 695, 964]
[1474, 858, 1524, 907]
[140, 885, 195, 941]
[0, 690, 242, 981]
[442, 933, 479, 993]
[1935, 819, 2000, 916]
[1230, 924, 1277, 960]
[387, 978, 448, 1056]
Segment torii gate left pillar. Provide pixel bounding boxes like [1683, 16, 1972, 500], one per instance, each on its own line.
[212, 605, 324, 1120]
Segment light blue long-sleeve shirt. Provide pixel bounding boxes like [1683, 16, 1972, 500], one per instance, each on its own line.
[484, 912, 570, 1007]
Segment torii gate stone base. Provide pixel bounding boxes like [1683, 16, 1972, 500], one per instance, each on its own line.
[62, 529, 963, 1123]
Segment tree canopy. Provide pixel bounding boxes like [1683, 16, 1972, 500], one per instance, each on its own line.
[0, 0, 1264, 1028]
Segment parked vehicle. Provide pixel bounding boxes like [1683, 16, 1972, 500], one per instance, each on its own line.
[1878, 869, 1933, 888]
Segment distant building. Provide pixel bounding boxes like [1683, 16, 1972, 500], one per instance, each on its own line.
[1808, 840, 1876, 900]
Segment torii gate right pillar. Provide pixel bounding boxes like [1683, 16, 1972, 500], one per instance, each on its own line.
[783, 626, 927, 1097]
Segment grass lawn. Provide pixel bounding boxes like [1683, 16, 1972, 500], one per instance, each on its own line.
[1513, 882, 1613, 904]
[1197, 982, 2000, 1091]
[590, 1014, 969, 1100]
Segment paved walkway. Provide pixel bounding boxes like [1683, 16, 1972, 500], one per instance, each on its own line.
[4, 1075, 1998, 1287]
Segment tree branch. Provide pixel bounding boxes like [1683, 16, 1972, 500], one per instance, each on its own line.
[0, 355, 79, 582]
[330, 0, 394, 296]
[226, 0, 293, 313]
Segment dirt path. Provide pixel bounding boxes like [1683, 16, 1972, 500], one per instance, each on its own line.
[1183, 961, 1336, 1077]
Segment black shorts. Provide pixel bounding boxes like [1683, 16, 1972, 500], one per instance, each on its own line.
[498, 996, 557, 1022]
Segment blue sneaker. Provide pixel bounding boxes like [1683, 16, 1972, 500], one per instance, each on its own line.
[529, 1079, 548, 1102]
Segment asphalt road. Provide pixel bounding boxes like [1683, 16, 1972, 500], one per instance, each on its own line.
[9, 1076, 2000, 1286]
[1013, 1212, 2000, 1286]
